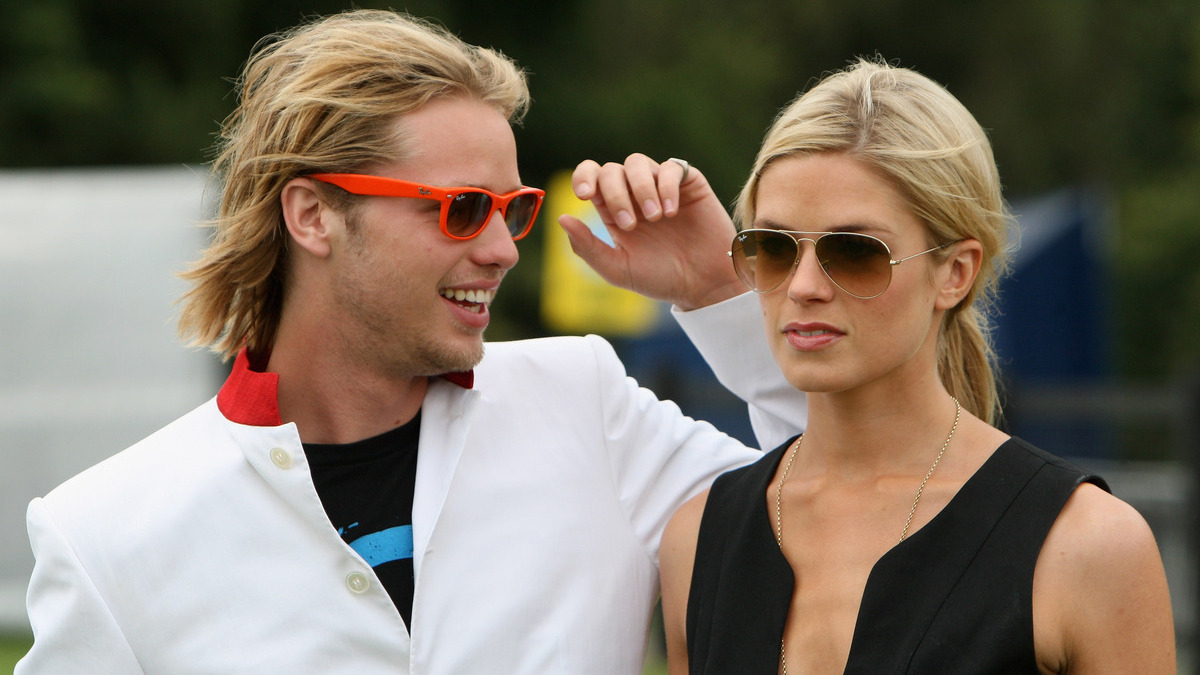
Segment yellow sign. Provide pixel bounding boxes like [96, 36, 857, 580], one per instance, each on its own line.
[540, 170, 661, 336]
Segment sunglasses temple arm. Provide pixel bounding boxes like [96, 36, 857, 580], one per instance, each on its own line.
[891, 243, 948, 265]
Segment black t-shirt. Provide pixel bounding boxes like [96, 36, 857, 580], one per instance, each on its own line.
[306, 413, 420, 628]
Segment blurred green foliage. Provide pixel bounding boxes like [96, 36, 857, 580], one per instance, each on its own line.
[1, 0, 1197, 379]
[0, 635, 30, 672]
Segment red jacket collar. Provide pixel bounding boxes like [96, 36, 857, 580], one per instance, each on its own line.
[216, 348, 474, 427]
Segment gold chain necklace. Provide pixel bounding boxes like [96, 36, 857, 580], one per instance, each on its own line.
[773, 397, 961, 675]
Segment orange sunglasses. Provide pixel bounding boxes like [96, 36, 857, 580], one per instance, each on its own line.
[310, 173, 545, 241]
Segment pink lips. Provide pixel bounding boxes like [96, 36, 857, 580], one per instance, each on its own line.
[783, 322, 843, 351]
[440, 284, 498, 330]
[444, 296, 490, 330]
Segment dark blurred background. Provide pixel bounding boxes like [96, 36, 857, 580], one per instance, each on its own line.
[2, 0, 1198, 381]
[2, 0, 1199, 670]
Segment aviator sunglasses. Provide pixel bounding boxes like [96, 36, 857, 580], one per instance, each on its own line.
[309, 173, 545, 241]
[729, 229, 948, 299]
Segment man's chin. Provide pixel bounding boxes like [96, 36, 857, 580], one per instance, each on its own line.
[421, 340, 485, 377]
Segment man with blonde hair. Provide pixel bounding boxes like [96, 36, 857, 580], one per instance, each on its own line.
[18, 9, 796, 673]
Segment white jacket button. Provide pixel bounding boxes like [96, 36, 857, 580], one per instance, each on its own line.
[346, 571, 370, 594]
[269, 447, 292, 469]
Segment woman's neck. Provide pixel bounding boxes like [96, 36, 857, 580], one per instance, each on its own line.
[797, 381, 963, 478]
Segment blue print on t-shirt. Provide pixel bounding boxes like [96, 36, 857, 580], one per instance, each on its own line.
[348, 525, 415, 567]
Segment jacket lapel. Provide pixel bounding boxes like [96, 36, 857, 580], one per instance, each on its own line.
[410, 377, 479, 577]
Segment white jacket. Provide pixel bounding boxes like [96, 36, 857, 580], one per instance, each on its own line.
[19, 296, 800, 674]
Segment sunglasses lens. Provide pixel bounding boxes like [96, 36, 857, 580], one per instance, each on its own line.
[504, 193, 540, 239]
[732, 230, 895, 297]
[815, 233, 892, 298]
[446, 192, 494, 238]
[732, 230, 799, 292]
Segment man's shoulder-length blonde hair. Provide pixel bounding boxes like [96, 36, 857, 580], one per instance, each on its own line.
[177, 9, 529, 361]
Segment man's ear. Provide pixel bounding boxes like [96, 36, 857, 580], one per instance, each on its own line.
[935, 238, 984, 311]
[280, 178, 338, 258]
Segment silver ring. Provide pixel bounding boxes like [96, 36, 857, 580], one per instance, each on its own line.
[667, 157, 690, 184]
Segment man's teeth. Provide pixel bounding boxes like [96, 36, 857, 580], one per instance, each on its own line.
[441, 288, 495, 304]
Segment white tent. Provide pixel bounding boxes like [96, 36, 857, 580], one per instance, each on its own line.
[0, 166, 221, 632]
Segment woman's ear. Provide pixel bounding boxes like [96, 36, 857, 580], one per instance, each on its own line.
[935, 238, 983, 311]
[280, 178, 338, 258]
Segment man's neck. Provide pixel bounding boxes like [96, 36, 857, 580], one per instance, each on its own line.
[266, 341, 430, 445]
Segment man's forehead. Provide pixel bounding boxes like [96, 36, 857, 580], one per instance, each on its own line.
[381, 98, 521, 188]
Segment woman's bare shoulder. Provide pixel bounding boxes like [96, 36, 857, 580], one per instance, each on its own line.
[1044, 482, 1160, 568]
[1034, 483, 1176, 673]
[662, 488, 711, 560]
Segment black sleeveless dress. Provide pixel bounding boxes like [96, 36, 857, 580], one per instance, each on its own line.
[685, 437, 1108, 674]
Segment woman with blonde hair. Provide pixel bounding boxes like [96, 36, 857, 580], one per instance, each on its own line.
[564, 58, 1175, 673]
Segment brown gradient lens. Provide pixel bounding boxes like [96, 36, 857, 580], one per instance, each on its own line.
[504, 193, 540, 239]
[446, 192, 494, 238]
[731, 230, 797, 293]
[731, 230, 894, 298]
[818, 232, 893, 298]
[446, 190, 541, 239]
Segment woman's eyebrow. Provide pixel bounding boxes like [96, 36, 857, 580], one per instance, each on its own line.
[752, 217, 889, 234]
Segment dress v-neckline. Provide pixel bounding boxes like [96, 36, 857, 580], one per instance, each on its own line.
[685, 436, 1101, 674]
[756, 437, 1018, 672]
[760, 436, 1012, 572]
